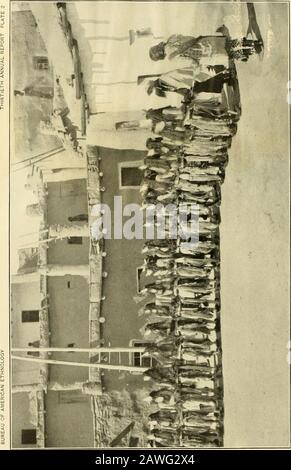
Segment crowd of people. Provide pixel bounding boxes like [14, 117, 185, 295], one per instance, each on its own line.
[135, 30, 255, 447]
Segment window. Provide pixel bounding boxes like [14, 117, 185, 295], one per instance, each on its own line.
[119, 161, 143, 189]
[33, 56, 49, 70]
[21, 429, 37, 445]
[136, 267, 144, 294]
[129, 340, 156, 369]
[21, 310, 39, 323]
[67, 237, 83, 245]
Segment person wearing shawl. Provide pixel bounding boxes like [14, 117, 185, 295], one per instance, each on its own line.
[193, 66, 232, 94]
[138, 67, 195, 99]
[149, 35, 226, 64]
[148, 428, 178, 446]
[149, 410, 177, 426]
[149, 388, 176, 404]
[146, 136, 181, 154]
[225, 36, 264, 61]
[146, 106, 185, 126]
[144, 365, 177, 383]
[150, 31, 263, 67]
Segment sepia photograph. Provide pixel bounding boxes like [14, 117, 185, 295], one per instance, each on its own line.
[5, 0, 290, 450]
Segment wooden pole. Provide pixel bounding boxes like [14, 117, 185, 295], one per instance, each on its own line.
[110, 422, 135, 447]
[48, 223, 89, 238]
[12, 347, 145, 353]
[12, 146, 63, 166]
[12, 381, 101, 394]
[13, 148, 65, 172]
[11, 272, 40, 284]
[19, 231, 88, 249]
[12, 384, 42, 393]
[12, 355, 148, 372]
[39, 264, 90, 277]
[19, 229, 49, 238]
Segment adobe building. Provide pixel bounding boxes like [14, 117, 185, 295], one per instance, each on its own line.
[12, 7, 61, 162]
[11, 2, 176, 448]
